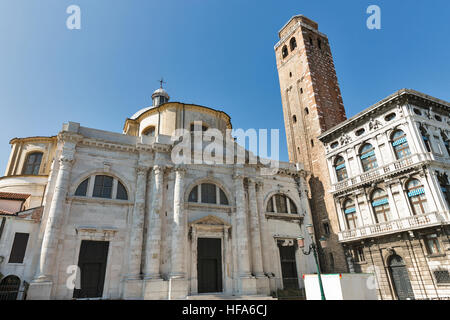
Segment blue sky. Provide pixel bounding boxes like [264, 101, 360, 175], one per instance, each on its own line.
[0, 0, 449, 172]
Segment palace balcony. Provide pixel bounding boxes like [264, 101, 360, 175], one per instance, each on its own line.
[330, 153, 449, 194]
[338, 210, 450, 242]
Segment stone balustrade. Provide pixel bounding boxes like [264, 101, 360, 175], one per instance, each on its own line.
[331, 153, 438, 193]
[338, 211, 449, 242]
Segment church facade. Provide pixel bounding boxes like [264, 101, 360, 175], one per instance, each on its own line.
[0, 87, 317, 300]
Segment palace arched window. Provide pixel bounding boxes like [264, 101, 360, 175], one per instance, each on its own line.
[290, 37, 297, 51]
[142, 126, 156, 137]
[188, 183, 229, 205]
[282, 45, 288, 58]
[407, 179, 428, 215]
[391, 130, 411, 159]
[343, 199, 357, 229]
[334, 156, 347, 182]
[74, 175, 128, 200]
[266, 194, 297, 214]
[371, 189, 390, 223]
[360, 143, 378, 172]
[22, 152, 43, 175]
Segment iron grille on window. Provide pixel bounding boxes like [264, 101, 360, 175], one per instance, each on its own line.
[434, 270, 450, 284]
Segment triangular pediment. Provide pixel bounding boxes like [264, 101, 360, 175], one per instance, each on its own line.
[189, 214, 230, 227]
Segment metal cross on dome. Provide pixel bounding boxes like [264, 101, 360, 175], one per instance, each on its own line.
[158, 77, 166, 89]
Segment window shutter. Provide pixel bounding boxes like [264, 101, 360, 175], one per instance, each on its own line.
[9, 233, 29, 263]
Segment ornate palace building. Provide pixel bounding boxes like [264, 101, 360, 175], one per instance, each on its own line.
[275, 15, 449, 300]
[0, 86, 317, 300]
[319, 89, 450, 299]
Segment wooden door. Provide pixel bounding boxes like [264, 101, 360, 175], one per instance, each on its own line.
[389, 255, 414, 300]
[278, 244, 299, 290]
[197, 238, 222, 293]
[73, 240, 109, 299]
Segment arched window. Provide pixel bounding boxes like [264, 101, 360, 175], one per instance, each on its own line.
[22, 152, 43, 175]
[116, 181, 128, 200]
[266, 194, 297, 214]
[334, 156, 347, 182]
[292, 115, 297, 123]
[371, 189, 390, 223]
[74, 175, 128, 200]
[289, 37, 297, 51]
[343, 199, 357, 229]
[392, 130, 411, 159]
[0, 275, 21, 300]
[75, 178, 89, 196]
[360, 143, 378, 172]
[142, 126, 156, 137]
[188, 183, 229, 205]
[282, 45, 288, 58]
[407, 179, 428, 215]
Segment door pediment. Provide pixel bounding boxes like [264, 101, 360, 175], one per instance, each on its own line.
[189, 215, 230, 232]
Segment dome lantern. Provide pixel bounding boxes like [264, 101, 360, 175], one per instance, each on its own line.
[152, 78, 170, 107]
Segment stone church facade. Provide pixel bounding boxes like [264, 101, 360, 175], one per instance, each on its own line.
[0, 87, 317, 300]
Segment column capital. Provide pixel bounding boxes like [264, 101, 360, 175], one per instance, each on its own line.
[59, 155, 74, 167]
[136, 165, 149, 175]
[174, 165, 187, 175]
[152, 165, 166, 175]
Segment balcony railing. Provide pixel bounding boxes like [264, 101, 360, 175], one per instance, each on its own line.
[338, 211, 449, 242]
[331, 153, 435, 193]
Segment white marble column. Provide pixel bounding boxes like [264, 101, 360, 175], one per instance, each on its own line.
[256, 181, 271, 275]
[144, 165, 164, 278]
[170, 166, 186, 278]
[233, 174, 251, 277]
[247, 178, 264, 277]
[127, 166, 148, 278]
[35, 150, 75, 281]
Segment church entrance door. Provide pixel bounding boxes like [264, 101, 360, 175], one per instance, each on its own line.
[278, 241, 299, 290]
[197, 238, 222, 293]
[73, 240, 109, 299]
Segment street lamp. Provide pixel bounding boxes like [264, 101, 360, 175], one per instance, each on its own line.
[298, 224, 327, 300]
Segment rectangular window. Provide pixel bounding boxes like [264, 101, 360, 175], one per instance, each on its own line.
[201, 183, 216, 204]
[434, 270, 450, 284]
[275, 194, 288, 213]
[93, 175, 113, 199]
[424, 234, 441, 255]
[9, 232, 29, 263]
[323, 222, 330, 235]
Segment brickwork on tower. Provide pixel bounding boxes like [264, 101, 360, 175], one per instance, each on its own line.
[275, 15, 348, 273]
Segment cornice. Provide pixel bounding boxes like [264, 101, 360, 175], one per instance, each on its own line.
[319, 89, 450, 143]
[9, 136, 57, 145]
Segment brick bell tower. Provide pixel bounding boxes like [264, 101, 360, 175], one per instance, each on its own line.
[275, 15, 348, 272]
